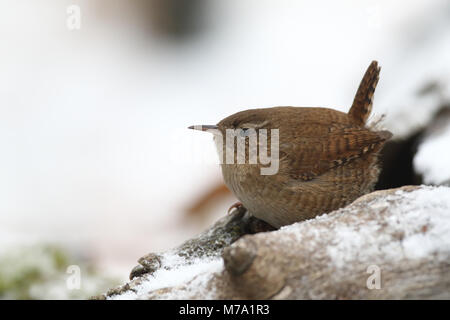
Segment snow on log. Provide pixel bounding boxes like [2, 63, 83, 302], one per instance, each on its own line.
[98, 185, 450, 300]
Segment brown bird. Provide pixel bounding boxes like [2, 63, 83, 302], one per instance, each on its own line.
[189, 61, 392, 228]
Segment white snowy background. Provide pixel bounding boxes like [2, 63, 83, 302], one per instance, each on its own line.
[0, 0, 449, 282]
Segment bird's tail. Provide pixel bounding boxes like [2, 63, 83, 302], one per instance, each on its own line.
[348, 60, 380, 126]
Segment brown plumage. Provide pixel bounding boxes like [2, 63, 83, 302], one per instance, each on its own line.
[189, 60, 392, 228]
[349, 60, 380, 126]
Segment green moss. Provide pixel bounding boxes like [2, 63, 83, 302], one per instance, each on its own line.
[0, 244, 119, 300]
[47, 246, 69, 271]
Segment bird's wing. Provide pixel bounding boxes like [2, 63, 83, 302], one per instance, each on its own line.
[280, 124, 391, 181]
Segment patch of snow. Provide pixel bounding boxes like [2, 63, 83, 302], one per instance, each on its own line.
[376, 2, 450, 138]
[414, 122, 450, 184]
[109, 186, 450, 299]
[150, 264, 221, 300]
[326, 186, 450, 268]
[109, 255, 223, 300]
[109, 290, 137, 301]
[281, 186, 450, 270]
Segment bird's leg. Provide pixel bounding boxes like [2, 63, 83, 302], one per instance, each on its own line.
[227, 202, 276, 232]
[227, 201, 245, 215]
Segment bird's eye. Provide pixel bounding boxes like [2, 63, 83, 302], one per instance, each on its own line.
[239, 128, 253, 137]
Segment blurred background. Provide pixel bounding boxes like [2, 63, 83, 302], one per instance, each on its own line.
[1, 0, 449, 298]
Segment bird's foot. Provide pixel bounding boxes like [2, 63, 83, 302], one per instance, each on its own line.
[227, 201, 245, 215]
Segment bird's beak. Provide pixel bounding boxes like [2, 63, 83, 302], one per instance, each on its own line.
[188, 125, 219, 131]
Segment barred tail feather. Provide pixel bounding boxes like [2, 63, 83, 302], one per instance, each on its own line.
[349, 60, 380, 126]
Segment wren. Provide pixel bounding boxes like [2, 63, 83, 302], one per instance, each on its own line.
[189, 61, 392, 228]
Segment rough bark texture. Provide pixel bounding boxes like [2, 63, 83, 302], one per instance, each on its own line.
[97, 185, 450, 300]
[95, 206, 273, 299]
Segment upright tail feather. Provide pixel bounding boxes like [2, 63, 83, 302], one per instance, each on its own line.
[348, 60, 380, 126]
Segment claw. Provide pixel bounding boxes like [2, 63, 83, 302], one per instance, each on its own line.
[227, 201, 243, 215]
